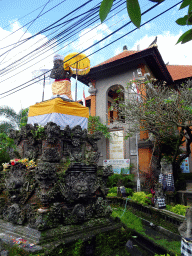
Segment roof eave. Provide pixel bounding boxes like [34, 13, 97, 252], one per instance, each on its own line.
[77, 47, 173, 85]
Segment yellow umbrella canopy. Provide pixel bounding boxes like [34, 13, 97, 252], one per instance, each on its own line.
[63, 52, 90, 76]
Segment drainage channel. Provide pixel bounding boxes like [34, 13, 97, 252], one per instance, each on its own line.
[113, 198, 178, 256]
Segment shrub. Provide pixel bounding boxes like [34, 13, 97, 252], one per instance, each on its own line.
[166, 204, 189, 216]
[108, 187, 118, 194]
[107, 187, 133, 197]
[125, 188, 133, 196]
[130, 191, 152, 206]
[107, 174, 134, 188]
[107, 193, 117, 197]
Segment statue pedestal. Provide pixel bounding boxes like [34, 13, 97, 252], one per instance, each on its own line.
[27, 97, 89, 130]
[0, 217, 122, 255]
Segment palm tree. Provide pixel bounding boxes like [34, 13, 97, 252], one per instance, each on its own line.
[0, 106, 29, 134]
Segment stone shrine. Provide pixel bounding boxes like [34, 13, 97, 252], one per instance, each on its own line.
[0, 122, 122, 255]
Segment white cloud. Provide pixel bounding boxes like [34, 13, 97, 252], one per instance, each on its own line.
[72, 23, 112, 57]
[131, 31, 192, 65]
[114, 47, 122, 56]
[0, 22, 56, 113]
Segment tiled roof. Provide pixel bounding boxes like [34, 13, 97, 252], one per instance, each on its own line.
[166, 65, 192, 81]
[92, 48, 192, 82]
[93, 50, 138, 67]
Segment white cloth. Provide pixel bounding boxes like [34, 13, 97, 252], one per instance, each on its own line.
[51, 94, 71, 100]
[181, 238, 192, 256]
[28, 113, 88, 130]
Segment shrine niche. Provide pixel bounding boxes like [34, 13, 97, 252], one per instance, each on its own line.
[107, 84, 124, 125]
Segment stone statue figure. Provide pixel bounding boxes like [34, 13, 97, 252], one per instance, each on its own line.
[50, 54, 73, 100]
[179, 207, 192, 239]
[160, 158, 172, 174]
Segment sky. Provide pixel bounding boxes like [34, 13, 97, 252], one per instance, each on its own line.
[0, 0, 191, 113]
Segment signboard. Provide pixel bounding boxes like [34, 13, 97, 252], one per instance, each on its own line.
[109, 131, 124, 159]
[103, 159, 130, 174]
[181, 157, 190, 173]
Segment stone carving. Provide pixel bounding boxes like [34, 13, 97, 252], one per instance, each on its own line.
[44, 122, 61, 144]
[0, 123, 113, 230]
[179, 207, 192, 239]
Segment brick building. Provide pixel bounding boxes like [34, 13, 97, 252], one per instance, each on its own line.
[77, 45, 192, 176]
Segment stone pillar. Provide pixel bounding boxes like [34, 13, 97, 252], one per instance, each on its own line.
[88, 81, 97, 116]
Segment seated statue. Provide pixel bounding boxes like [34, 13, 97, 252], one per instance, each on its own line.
[179, 207, 192, 239]
[50, 54, 73, 100]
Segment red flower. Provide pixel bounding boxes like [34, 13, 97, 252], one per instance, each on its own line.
[11, 162, 15, 166]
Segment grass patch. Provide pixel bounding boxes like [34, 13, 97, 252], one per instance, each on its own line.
[112, 206, 145, 235]
[112, 206, 181, 256]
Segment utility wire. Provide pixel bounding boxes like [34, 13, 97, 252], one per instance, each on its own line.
[0, 3, 101, 70]
[1, 0, 55, 31]
[0, 8, 99, 76]
[0, 0, 52, 65]
[0, 0, 125, 77]
[0, 1, 182, 100]
[0, 0, 66, 43]
[0, 0, 95, 53]
[0, 2, 125, 88]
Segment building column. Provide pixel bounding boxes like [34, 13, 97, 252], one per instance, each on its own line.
[88, 81, 97, 116]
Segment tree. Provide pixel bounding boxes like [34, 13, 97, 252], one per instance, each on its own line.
[0, 133, 15, 170]
[113, 78, 192, 185]
[88, 116, 111, 138]
[0, 106, 29, 134]
[99, 0, 192, 44]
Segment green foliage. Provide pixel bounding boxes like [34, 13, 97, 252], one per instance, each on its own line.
[155, 254, 177, 256]
[99, 0, 192, 44]
[112, 206, 145, 234]
[108, 187, 118, 194]
[0, 133, 15, 168]
[125, 188, 133, 196]
[95, 226, 131, 256]
[19, 108, 29, 128]
[107, 187, 133, 197]
[107, 173, 134, 188]
[88, 116, 111, 138]
[112, 206, 181, 255]
[130, 191, 153, 206]
[31, 125, 45, 139]
[176, 0, 192, 44]
[0, 106, 29, 134]
[126, 0, 141, 28]
[73, 239, 83, 256]
[107, 192, 117, 197]
[99, 0, 114, 23]
[166, 204, 189, 216]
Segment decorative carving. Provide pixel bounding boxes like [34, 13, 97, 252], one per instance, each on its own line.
[44, 122, 61, 144]
[41, 148, 61, 162]
[1, 123, 113, 229]
[35, 162, 57, 189]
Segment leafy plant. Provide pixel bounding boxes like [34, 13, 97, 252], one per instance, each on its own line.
[0, 133, 15, 170]
[0, 106, 29, 134]
[31, 125, 45, 139]
[107, 192, 117, 197]
[88, 116, 111, 138]
[107, 173, 134, 188]
[130, 191, 153, 206]
[112, 206, 145, 234]
[166, 204, 189, 216]
[99, 0, 192, 44]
